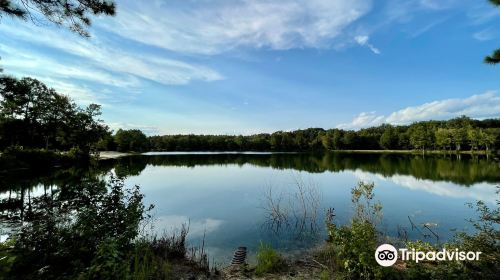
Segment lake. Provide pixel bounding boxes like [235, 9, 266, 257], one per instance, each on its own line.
[1, 152, 499, 264]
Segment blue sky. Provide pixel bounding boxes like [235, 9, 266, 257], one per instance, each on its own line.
[1, 0, 500, 135]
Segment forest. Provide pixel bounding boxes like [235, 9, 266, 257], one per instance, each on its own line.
[1, 76, 498, 156]
[107, 118, 500, 153]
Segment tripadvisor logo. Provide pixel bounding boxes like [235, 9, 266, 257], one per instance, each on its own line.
[375, 244, 482, 267]
[375, 244, 398, 267]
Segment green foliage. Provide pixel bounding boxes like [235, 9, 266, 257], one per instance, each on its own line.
[5, 177, 153, 279]
[255, 242, 286, 276]
[326, 219, 381, 279]
[319, 269, 332, 280]
[435, 128, 453, 151]
[0, 76, 109, 153]
[409, 124, 434, 153]
[485, 2, 500, 63]
[379, 125, 398, 149]
[0, 0, 115, 37]
[147, 117, 500, 152]
[405, 197, 499, 280]
[324, 182, 499, 280]
[0, 239, 16, 277]
[83, 238, 129, 279]
[126, 240, 172, 280]
[115, 129, 150, 152]
[324, 182, 395, 280]
[485, 49, 500, 64]
[0, 147, 88, 170]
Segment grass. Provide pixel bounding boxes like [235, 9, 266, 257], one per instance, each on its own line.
[254, 242, 286, 276]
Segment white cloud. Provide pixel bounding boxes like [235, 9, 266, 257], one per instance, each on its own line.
[154, 215, 224, 238]
[467, 3, 500, 25]
[354, 35, 380, 54]
[100, 0, 372, 55]
[473, 28, 496, 41]
[0, 21, 224, 88]
[0, 44, 139, 89]
[419, 0, 458, 10]
[352, 170, 497, 203]
[337, 112, 385, 129]
[337, 92, 500, 129]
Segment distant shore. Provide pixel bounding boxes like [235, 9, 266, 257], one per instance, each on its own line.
[98, 151, 135, 159]
[97, 149, 496, 157]
[331, 149, 494, 155]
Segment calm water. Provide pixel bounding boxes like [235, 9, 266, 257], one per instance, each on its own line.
[1, 152, 499, 264]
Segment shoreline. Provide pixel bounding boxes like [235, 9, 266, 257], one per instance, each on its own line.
[330, 149, 494, 155]
[98, 151, 136, 159]
[100, 149, 497, 156]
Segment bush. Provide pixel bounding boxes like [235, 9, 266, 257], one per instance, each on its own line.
[404, 198, 499, 280]
[0, 147, 90, 170]
[255, 242, 286, 276]
[323, 182, 398, 280]
[323, 182, 499, 280]
[5, 177, 152, 279]
[0, 239, 16, 278]
[319, 269, 332, 280]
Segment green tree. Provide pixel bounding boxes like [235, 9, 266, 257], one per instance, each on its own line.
[114, 129, 149, 152]
[0, 0, 115, 37]
[435, 128, 453, 152]
[485, 0, 500, 64]
[321, 132, 334, 150]
[478, 129, 496, 152]
[379, 125, 398, 150]
[342, 131, 357, 149]
[467, 128, 481, 152]
[0, 76, 107, 151]
[409, 124, 432, 154]
[452, 128, 467, 152]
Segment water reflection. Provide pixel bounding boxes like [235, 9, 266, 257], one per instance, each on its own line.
[1, 152, 499, 263]
[107, 152, 500, 186]
[260, 175, 321, 241]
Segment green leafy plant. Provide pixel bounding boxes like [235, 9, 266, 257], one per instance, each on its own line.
[324, 182, 397, 280]
[0, 239, 16, 277]
[255, 242, 286, 276]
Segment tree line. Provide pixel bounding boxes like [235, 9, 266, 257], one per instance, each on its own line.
[0, 76, 108, 155]
[104, 117, 500, 153]
[1, 76, 498, 156]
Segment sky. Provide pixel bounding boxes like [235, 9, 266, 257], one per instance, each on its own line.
[1, 0, 500, 135]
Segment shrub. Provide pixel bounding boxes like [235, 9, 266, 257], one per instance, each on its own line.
[0, 239, 16, 278]
[0, 147, 90, 170]
[404, 197, 499, 280]
[255, 242, 286, 276]
[319, 269, 332, 280]
[6, 177, 152, 279]
[324, 182, 398, 280]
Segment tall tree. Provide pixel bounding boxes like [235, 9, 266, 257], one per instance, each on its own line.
[114, 129, 149, 152]
[485, 0, 500, 64]
[451, 127, 468, 152]
[379, 125, 398, 150]
[0, 0, 115, 37]
[0, 76, 108, 151]
[435, 128, 453, 152]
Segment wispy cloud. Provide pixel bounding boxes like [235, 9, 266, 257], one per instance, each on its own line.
[473, 28, 496, 41]
[100, 0, 372, 55]
[418, 0, 458, 10]
[354, 35, 380, 54]
[0, 21, 224, 89]
[353, 170, 497, 203]
[409, 17, 448, 38]
[337, 92, 500, 129]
